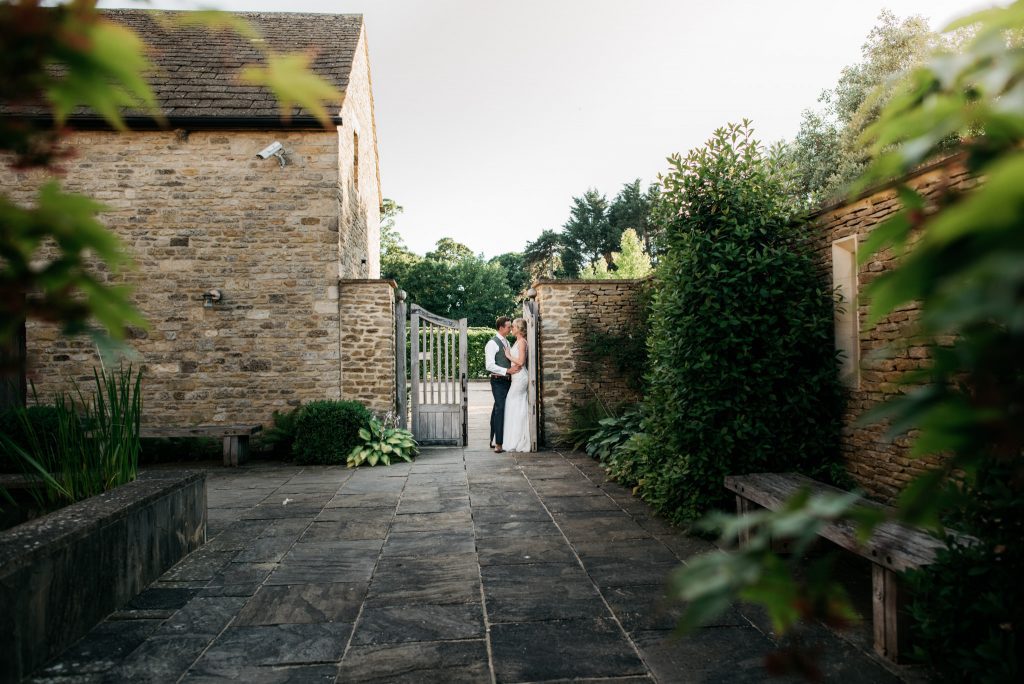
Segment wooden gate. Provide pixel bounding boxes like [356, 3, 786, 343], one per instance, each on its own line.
[410, 305, 468, 445]
[524, 290, 540, 451]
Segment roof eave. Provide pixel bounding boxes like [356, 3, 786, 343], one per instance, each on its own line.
[10, 114, 343, 131]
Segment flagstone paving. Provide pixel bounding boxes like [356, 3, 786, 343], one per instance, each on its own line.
[29, 447, 902, 683]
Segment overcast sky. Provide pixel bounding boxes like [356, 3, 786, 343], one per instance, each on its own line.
[101, 0, 990, 258]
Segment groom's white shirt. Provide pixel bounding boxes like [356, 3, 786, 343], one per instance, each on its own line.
[485, 336, 510, 376]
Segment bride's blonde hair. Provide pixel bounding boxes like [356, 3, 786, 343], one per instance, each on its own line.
[511, 318, 527, 338]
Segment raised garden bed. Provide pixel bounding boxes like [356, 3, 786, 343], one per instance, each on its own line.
[0, 470, 206, 683]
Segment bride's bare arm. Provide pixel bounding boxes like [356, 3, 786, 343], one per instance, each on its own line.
[508, 340, 526, 366]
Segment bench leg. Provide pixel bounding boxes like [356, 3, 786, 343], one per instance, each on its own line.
[872, 565, 906, 661]
[222, 435, 249, 467]
[736, 496, 752, 545]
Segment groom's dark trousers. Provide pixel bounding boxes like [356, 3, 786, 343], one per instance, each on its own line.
[490, 375, 512, 446]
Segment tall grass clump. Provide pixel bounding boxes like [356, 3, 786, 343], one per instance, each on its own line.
[0, 365, 142, 509]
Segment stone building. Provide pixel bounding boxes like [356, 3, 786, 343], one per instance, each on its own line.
[1, 10, 399, 425]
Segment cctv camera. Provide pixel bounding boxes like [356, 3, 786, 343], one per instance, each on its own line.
[256, 142, 283, 159]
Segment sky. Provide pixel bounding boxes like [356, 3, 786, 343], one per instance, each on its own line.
[100, 0, 991, 259]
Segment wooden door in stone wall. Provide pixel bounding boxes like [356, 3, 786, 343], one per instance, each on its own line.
[523, 291, 540, 451]
[410, 305, 468, 445]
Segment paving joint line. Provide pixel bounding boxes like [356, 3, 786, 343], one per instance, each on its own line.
[513, 451, 659, 683]
[336, 465, 412, 678]
[467, 448, 500, 684]
[175, 466, 323, 683]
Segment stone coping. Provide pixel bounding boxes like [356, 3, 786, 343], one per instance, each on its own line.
[338, 278, 398, 287]
[0, 470, 205, 571]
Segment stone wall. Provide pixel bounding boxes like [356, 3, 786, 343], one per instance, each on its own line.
[534, 279, 648, 445]
[1, 128, 356, 427]
[337, 25, 383, 279]
[810, 156, 974, 501]
[340, 279, 397, 415]
[0, 471, 205, 682]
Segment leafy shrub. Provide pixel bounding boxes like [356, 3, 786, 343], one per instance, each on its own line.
[260, 404, 302, 458]
[564, 399, 616, 450]
[905, 461, 1024, 682]
[585, 405, 642, 465]
[584, 406, 648, 488]
[639, 121, 844, 524]
[291, 400, 372, 465]
[0, 405, 61, 472]
[348, 416, 418, 467]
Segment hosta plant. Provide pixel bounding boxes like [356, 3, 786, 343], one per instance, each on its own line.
[347, 416, 418, 468]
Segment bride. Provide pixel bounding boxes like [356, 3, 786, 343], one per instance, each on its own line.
[501, 317, 531, 452]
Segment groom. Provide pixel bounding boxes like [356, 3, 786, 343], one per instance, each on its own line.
[485, 316, 521, 453]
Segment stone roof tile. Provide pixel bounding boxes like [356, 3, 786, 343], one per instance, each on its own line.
[7, 9, 363, 125]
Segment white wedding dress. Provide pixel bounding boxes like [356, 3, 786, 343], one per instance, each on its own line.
[502, 339, 531, 452]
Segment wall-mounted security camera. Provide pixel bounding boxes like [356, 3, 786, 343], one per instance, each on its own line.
[256, 141, 287, 167]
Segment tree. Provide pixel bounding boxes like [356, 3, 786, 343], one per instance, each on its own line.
[489, 251, 531, 297]
[380, 199, 420, 282]
[608, 179, 659, 256]
[611, 228, 652, 278]
[785, 10, 958, 205]
[425, 237, 475, 265]
[401, 256, 514, 326]
[579, 228, 652, 279]
[522, 229, 580, 280]
[562, 188, 615, 268]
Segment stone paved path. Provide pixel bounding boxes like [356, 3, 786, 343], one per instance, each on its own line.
[30, 447, 901, 683]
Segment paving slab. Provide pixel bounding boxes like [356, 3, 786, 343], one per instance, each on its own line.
[235, 583, 366, 625]
[351, 603, 485, 645]
[29, 448, 906, 683]
[490, 618, 646, 682]
[336, 639, 490, 683]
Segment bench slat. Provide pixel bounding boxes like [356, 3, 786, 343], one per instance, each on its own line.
[141, 425, 262, 439]
[724, 472, 959, 573]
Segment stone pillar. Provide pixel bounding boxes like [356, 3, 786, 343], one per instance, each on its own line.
[338, 279, 398, 415]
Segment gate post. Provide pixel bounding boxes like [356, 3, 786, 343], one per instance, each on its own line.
[395, 290, 408, 429]
[525, 288, 540, 451]
[410, 309, 420, 437]
[459, 318, 468, 446]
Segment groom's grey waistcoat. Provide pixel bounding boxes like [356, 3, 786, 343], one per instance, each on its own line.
[492, 335, 511, 370]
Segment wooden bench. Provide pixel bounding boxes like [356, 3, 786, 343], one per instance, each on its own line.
[140, 425, 262, 467]
[724, 472, 970, 662]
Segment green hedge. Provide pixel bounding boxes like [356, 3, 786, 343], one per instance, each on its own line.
[292, 400, 372, 465]
[636, 122, 844, 523]
[468, 327, 506, 378]
[405, 327, 508, 380]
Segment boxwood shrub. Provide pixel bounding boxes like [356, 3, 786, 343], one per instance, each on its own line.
[292, 400, 372, 465]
